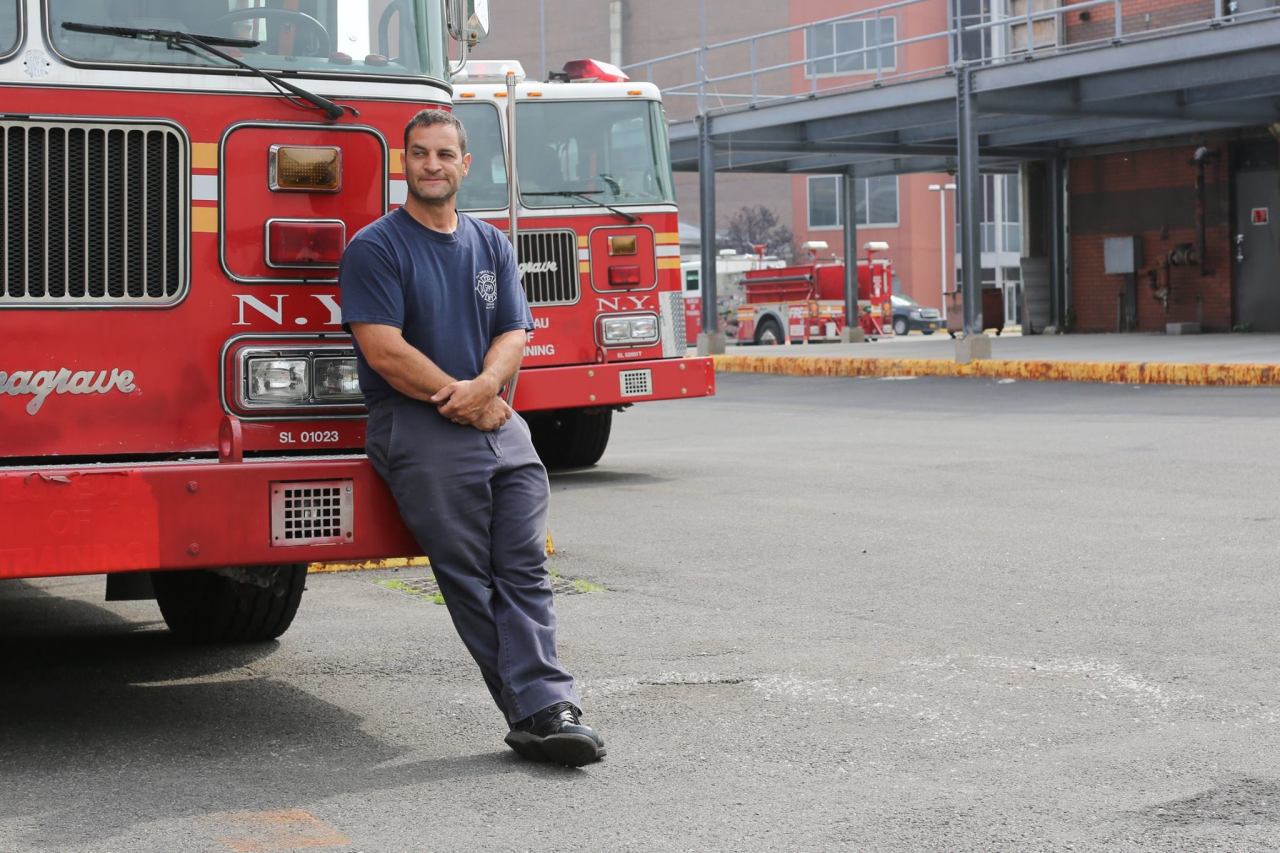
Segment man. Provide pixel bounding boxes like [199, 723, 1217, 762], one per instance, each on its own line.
[339, 109, 605, 767]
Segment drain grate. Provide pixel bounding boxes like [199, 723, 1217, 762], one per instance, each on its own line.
[379, 571, 602, 604]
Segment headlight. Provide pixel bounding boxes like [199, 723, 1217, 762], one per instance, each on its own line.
[247, 358, 309, 403]
[314, 357, 362, 401]
[236, 346, 364, 411]
[909, 310, 923, 319]
[601, 314, 659, 346]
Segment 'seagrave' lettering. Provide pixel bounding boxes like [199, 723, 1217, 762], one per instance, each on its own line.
[0, 368, 137, 415]
[518, 260, 559, 275]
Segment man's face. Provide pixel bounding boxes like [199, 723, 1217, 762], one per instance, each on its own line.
[404, 123, 471, 205]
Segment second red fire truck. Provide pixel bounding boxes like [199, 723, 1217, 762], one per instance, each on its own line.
[449, 57, 705, 467]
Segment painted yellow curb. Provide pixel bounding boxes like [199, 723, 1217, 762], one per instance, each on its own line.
[308, 556, 429, 574]
[308, 530, 556, 574]
[713, 354, 1280, 387]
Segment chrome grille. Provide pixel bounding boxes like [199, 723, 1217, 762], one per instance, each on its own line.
[667, 290, 686, 353]
[0, 120, 187, 307]
[516, 229, 579, 305]
[270, 480, 354, 546]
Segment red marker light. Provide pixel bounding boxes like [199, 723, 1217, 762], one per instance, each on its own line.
[266, 219, 346, 267]
[607, 265, 642, 287]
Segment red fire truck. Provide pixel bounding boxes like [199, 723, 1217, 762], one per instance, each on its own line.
[735, 243, 895, 344]
[449, 58, 707, 468]
[0, 3, 713, 641]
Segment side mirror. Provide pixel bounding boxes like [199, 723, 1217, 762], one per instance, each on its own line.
[447, 0, 490, 46]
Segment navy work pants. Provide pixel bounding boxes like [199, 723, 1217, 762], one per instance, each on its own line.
[365, 397, 580, 724]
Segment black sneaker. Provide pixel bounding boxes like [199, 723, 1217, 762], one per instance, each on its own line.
[505, 702, 606, 766]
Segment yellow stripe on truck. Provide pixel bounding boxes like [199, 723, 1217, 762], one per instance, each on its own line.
[191, 206, 218, 233]
[192, 143, 218, 170]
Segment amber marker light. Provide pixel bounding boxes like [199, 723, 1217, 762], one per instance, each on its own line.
[608, 235, 638, 256]
[270, 145, 342, 192]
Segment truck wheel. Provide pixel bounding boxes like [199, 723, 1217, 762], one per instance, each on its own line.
[754, 317, 783, 345]
[528, 409, 613, 470]
[153, 564, 307, 643]
[892, 317, 909, 336]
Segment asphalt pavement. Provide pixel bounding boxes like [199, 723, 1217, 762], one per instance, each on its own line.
[3, 375, 1280, 851]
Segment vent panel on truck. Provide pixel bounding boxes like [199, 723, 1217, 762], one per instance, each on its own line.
[517, 229, 579, 305]
[0, 120, 187, 307]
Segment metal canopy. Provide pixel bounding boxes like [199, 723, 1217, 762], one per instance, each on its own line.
[663, 17, 1280, 179]
[630, 5, 1280, 342]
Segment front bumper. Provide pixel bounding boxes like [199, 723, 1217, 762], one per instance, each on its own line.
[512, 356, 716, 412]
[0, 456, 417, 580]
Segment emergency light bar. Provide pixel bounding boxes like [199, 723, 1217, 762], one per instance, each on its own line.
[561, 59, 629, 83]
[454, 59, 526, 83]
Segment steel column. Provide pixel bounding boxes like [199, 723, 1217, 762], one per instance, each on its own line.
[698, 114, 718, 334]
[1049, 155, 1066, 329]
[956, 65, 982, 335]
[842, 172, 859, 329]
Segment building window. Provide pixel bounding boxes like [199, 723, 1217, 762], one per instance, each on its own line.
[978, 174, 1021, 253]
[807, 175, 899, 229]
[806, 18, 897, 77]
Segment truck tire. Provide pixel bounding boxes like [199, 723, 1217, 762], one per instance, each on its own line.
[754, 317, 783, 345]
[893, 317, 909, 336]
[153, 564, 307, 643]
[528, 409, 613, 470]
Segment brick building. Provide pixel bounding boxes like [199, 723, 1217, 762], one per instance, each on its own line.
[1055, 1, 1278, 333]
[479, 1, 1280, 334]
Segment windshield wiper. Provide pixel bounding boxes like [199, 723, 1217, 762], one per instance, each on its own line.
[522, 190, 639, 224]
[62, 22, 348, 121]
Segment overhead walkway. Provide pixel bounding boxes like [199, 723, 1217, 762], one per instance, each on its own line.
[626, 4, 1280, 349]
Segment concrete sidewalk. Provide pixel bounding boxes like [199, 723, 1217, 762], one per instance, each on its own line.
[709, 332, 1280, 386]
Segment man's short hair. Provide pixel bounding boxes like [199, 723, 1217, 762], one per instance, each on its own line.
[404, 109, 468, 153]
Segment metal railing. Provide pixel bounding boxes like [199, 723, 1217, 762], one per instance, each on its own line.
[623, 0, 1279, 119]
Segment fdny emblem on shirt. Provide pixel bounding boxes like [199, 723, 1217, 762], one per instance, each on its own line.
[475, 270, 498, 309]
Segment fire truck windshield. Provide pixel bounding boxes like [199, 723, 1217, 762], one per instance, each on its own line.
[46, 0, 447, 80]
[453, 100, 508, 212]
[0, 3, 16, 56]
[515, 99, 675, 208]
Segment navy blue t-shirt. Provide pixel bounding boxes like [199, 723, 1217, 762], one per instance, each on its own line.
[339, 209, 533, 406]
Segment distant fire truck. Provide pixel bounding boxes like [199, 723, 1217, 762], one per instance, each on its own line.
[736, 243, 895, 343]
[680, 249, 788, 343]
[0, 4, 713, 641]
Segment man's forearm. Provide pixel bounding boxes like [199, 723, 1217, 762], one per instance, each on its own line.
[477, 329, 527, 393]
[367, 338, 457, 403]
[432, 329, 526, 424]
